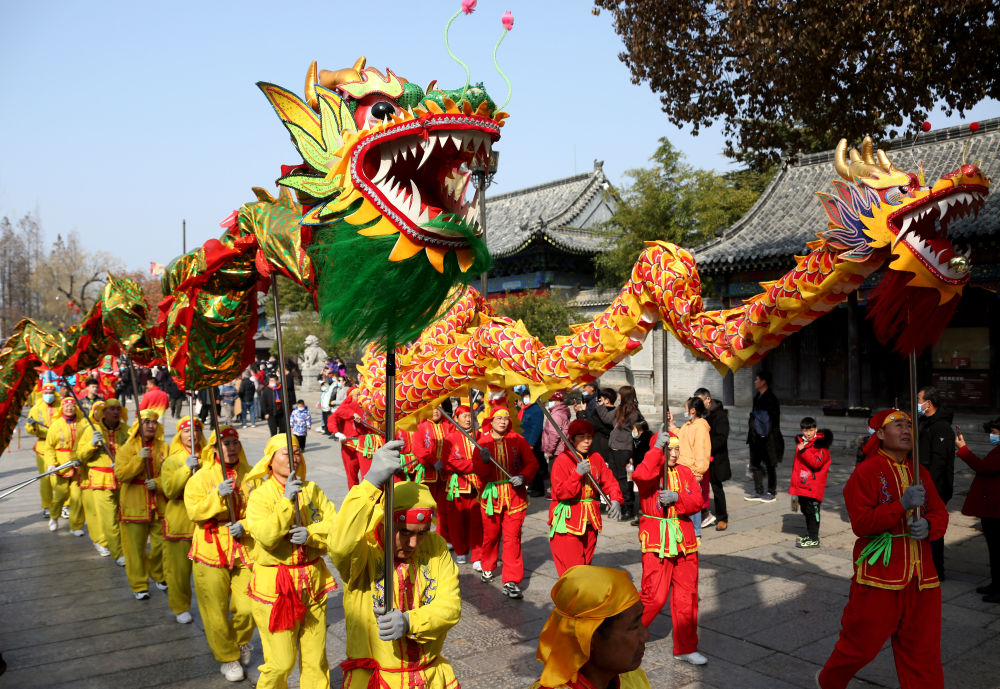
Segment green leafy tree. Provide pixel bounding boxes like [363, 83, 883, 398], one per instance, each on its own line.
[492, 291, 580, 346]
[595, 138, 772, 287]
[593, 0, 999, 169]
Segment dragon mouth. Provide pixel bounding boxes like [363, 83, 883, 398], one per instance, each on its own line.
[352, 114, 500, 250]
[887, 184, 987, 283]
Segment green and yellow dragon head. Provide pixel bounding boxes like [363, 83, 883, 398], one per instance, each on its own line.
[259, 58, 505, 346]
[816, 136, 989, 304]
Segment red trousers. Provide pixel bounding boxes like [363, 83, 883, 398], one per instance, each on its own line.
[550, 529, 597, 577]
[341, 446, 362, 488]
[819, 580, 943, 689]
[446, 494, 482, 561]
[640, 551, 699, 655]
[480, 508, 526, 583]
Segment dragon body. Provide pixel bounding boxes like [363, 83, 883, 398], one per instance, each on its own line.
[0, 59, 989, 445]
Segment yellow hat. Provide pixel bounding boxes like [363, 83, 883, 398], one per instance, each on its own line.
[246, 434, 305, 486]
[536, 565, 640, 687]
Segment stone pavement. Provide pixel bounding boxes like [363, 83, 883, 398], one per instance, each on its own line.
[1, 404, 997, 689]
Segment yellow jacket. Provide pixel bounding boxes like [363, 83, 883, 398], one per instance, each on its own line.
[77, 405, 129, 491]
[161, 451, 199, 540]
[114, 424, 168, 523]
[329, 481, 461, 689]
[245, 476, 337, 605]
[26, 398, 60, 451]
[44, 413, 86, 480]
[184, 455, 255, 569]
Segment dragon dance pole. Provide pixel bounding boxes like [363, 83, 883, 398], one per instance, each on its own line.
[383, 345, 396, 612]
[57, 376, 116, 465]
[538, 402, 612, 506]
[0, 460, 79, 500]
[438, 407, 513, 480]
[207, 387, 238, 524]
[908, 349, 922, 520]
[270, 277, 302, 526]
[125, 361, 153, 480]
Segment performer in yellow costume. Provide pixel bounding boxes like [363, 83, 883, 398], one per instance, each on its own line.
[184, 424, 257, 682]
[44, 397, 86, 534]
[329, 440, 462, 689]
[114, 409, 168, 599]
[25, 383, 59, 517]
[78, 399, 128, 563]
[160, 415, 206, 624]
[531, 566, 652, 689]
[245, 435, 337, 689]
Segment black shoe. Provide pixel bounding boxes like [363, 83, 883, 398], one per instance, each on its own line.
[983, 592, 1000, 604]
[630, 516, 640, 526]
[480, 569, 495, 583]
[502, 582, 523, 599]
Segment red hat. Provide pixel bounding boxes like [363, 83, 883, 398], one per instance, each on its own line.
[550, 391, 565, 402]
[861, 408, 911, 456]
[454, 405, 471, 416]
[483, 401, 511, 424]
[567, 419, 594, 439]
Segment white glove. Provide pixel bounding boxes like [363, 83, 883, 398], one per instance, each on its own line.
[288, 525, 308, 545]
[335, 432, 346, 441]
[139, 447, 151, 459]
[900, 485, 926, 511]
[909, 516, 930, 540]
[218, 478, 235, 497]
[365, 440, 404, 487]
[607, 501, 623, 520]
[283, 478, 303, 500]
[186, 455, 199, 470]
[658, 489, 678, 505]
[144, 478, 157, 491]
[91, 430, 104, 447]
[510, 474, 525, 487]
[229, 522, 244, 539]
[575, 459, 591, 476]
[376, 609, 410, 641]
[654, 433, 668, 450]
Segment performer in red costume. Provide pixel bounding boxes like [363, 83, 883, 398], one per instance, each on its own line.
[442, 405, 484, 568]
[632, 432, 707, 666]
[416, 406, 451, 542]
[818, 409, 948, 689]
[474, 401, 538, 599]
[547, 419, 623, 576]
[330, 388, 382, 487]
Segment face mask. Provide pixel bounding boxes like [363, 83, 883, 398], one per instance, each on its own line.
[991, 434, 1000, 446]
[269, 382, 277, 389]
[631, 431, 640, 440]
[867, 428, 875, 436]
[683, 411, 691, 420]
[546, 401, 557, 410]
[43, 394, 55, 404]
[916, 402, 926, 416]
[522, 396, 530, 405]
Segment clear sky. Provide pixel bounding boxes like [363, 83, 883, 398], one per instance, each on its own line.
[1, 1, 996, 271]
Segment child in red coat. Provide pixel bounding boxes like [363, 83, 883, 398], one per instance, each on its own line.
[789, 417, 833, 548]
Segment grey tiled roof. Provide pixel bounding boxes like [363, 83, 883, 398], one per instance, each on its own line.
[695, 117, 1000, 270]
[484, 162, 617, 258]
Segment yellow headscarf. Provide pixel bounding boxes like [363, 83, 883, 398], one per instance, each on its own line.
[127, 409, 163, 443]
[168, 415, 206, 456]
[202, 425, 249, 468]
[536, 565, 641, 687]
[246, 434, 306, 487]
[90, 398, 128, 427]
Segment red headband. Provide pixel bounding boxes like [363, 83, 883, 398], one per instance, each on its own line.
[394, 508, 434, 526]
[454, 405, 471, 415]
[179, 418, 202, 431]
[219, 427, 239, 440]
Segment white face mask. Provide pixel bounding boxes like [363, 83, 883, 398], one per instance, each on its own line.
[631, 430, 640, 439]
[546, 401, 556, 410]
[990, 433, 1000, 446]
[867, 428, 876, 436]
[523, 396, 531, 405]
[43, 394, 56, 404]
[683, 411, 691, 420]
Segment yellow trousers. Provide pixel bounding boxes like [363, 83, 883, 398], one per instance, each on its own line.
[251, 597, 329, 689]
[83, 489, 122, 558]
[121, 520, 165, 592]
[50, 476, 84, 530]
[193, 562, 255, 662]
[35, 452, 52, 510]
[163, 538, 193, 614]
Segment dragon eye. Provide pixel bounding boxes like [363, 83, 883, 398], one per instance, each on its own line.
[898, 185, 909, 195]
[371, 101, 396, 121]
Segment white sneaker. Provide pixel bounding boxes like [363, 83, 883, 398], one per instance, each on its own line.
[115, 556, 126, 566]
[70, 529, 85, 537]
[154, 581, 168, 591]
[61, 506, 70, 519]
[134, 591, 150, 600]
[674, 651, 708, 665]
[239, 643, 253, 667]
[701, 513, 717, 528]
[472, 560, 482, 572]
[221, 660, 245, 681]
[176, 611, 193, 624]
[95, 544, 111, 556]
[48, 518, 58, 532]
[455, 554, 468, 564]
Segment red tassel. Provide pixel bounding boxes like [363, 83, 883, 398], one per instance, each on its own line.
[269, 565, 307, 632]
[867, 272, 959, 356]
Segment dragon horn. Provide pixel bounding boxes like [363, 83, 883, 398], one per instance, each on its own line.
[305, 60, 319, 111]
[317, 56, 367, 90]
[861, 137, 877, 165]
[876, 149, 894, 173]
[834, 139, 852, 180]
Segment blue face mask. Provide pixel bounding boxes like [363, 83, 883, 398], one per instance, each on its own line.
[990, 433, 1000, 446]
[867, 428, 875, 436]
[683, 411, 691, 420]
[43, 393, 56, 404]
[916, 402, 926, 416]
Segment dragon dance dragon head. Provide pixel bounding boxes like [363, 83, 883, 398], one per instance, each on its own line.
[259, 58, 505, 346]
[815, 136, 990, 353]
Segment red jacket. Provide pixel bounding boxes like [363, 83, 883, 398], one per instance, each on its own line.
[474, 431, 538, 515]
[394, 427, 438, 484]
[443, 430, 482, 497]
[846, 449, 948, 590]
[330, 397, 382, 455]
[632, 444, 701, 558]
[957, 445, 1000, 519]
[789, 430, 833, 501]
[547, 450, 622, 536]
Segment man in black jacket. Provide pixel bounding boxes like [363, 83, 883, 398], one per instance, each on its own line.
[695, 387, 731, 530]
[746, 371, 783, 502]
[917, 385, 955, 580]
[260, 374, 288, 437]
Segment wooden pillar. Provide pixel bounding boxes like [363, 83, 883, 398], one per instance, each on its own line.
[847, 291, 861, 407]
